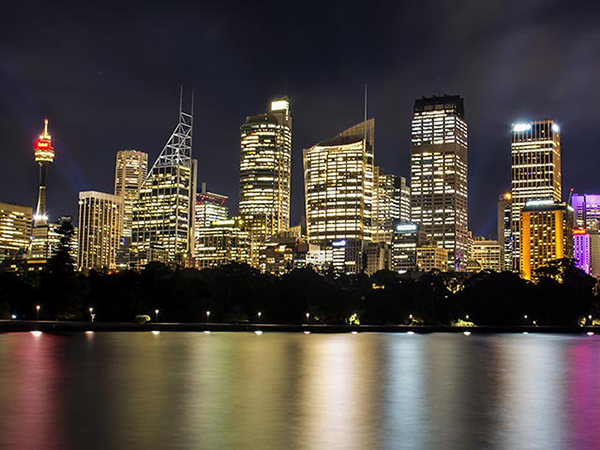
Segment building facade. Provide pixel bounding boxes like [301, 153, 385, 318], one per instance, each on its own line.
[372, 167, 401, 244]
[114, 150, 148, 238]
[195, 218, 251, 269]
[391, 222, 426, 273]
[239, 98, 292, 246]
[497, 193, 513, 271]
[520, 200, 572, 280]
[131, 98, 197, 268]
[77, 191, 123, 271]
[410, 95, 468, 271]
[196, 184, 228, 228]
[304, 120, 375, 244]
[0, 202, 32, 261]
[511, 121, 561, 271]
[469, 237, 503, 272]
[416, 245, 449, 272]
[572, 194, 600, 230]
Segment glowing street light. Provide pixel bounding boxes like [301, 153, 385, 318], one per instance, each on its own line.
[258, 311, 262, 323]
[465, 315, 470, 320]
[206, 310, 211, 324]
[35, 305, 41, 321]
[89, 307, 95, 323]
[155, 309, 160, 322]
[305, 312, 310, 324]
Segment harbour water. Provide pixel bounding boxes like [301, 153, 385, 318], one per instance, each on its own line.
[0, 332, 598, 449]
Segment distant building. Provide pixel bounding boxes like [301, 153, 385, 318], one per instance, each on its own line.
[196, 183, 228, 228]
[497, 193, 513, 271]
[399, 176, 410, 223]
[573, 229, 591, 274]
[511, 121, 561, 271]
[132, 98, 197, 268]
[469, 237, 503, 272]
[114, 150, 148, 238]
[258, 233, 305, 275]
[363, 241, 391, 275]
[571, 194, 600, 230]
[520, 200, 573, 280]
[195, 218, 251, 269]
[416, 245, 449, 272]
[78, 191, 123, 271]
[0, 202, 32, 261]
[372, 167, 401, 244]
[239, 98, 292, 248]
[304, 120, 375, 273]
[28, 216, 77, 270]
[410, 95, 468, 271]
[391, 222, 426, 273]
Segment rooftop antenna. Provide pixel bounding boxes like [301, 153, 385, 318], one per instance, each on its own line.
[179, 85, 183, 114]
[364, 83, 368, 147]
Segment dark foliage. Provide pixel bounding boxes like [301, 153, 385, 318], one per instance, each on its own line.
[1, 259, 598, 325]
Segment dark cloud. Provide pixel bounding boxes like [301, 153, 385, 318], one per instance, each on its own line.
[1, 0, 599, 238]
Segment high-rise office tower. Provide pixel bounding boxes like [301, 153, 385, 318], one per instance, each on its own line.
[77, 191, 123, 270]
[511, 121, 561, 271]
[373, 167, 401, 243]
[0, 202, 32, 261]
[399, 176, 411, 223]
[410, 95, 468, 271]
[33, 119, 55, 226]
[239, 98, 292, 248]
[304, 119, 375, 244]
[520, 200, 572, 280]
[131, 94, 197, 267]
[571, 194, 600, 229]
[391, 221, 426, 273]
[497, 193, 513, 271]
[114, 150, 148, 238]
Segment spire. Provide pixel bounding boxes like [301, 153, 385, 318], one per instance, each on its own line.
[42, 119, 50, 138]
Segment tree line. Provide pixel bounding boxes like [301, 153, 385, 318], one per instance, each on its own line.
[0, 221, 598, 325]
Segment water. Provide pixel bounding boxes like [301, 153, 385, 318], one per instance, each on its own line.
[0, 332, 599, 450]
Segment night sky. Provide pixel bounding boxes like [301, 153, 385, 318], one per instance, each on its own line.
[2, 0, 599, 239]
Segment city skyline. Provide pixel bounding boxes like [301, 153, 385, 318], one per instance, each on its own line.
[2, 1, 600, 240]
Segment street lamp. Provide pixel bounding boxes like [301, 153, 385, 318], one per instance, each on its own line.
[89, 307, 95, 323]
[305, 312, 310, 324]
[35, 305, 41, 321]
[258, 311, 262, 323]
[206, 310, 210, 324]
[589, 315, 593, 324]
[465, 315, 470, 320]
[155, 309, 159, 322]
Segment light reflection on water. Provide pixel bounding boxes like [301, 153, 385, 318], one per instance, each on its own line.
[0, 332, 599, 450]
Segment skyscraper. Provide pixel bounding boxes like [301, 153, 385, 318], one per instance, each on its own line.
[77, 191, 123, 270]
[410, 95, 468, 271]
[33, 119, 54, 226]
[304, 119, 375, 244]
[239, 98, 292, 249]
[114, 150, 148, 238]
[511, 121, 561, 271]
[372, 167, 401, 244]
[520, 200, 572, 280]
[399, 176, 411, 223]
[131, 94, 197, 267]
[497, 193, 513, 271]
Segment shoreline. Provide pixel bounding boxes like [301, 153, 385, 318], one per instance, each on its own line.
[0, 320, 598, 334]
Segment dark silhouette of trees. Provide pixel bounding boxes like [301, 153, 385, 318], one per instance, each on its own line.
[0, 256, 598, 325]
